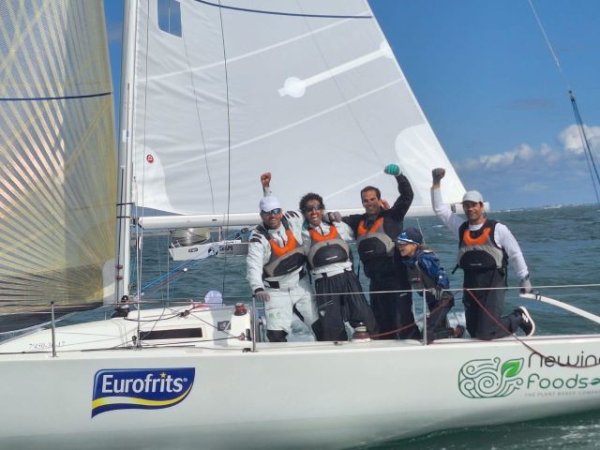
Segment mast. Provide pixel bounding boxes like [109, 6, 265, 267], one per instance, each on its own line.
[115, 0, 140, 302]
[528, 0, 600, 204]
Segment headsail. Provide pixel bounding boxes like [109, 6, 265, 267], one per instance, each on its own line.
[128, 0, 464, 228]
[0, 1, 117, 326]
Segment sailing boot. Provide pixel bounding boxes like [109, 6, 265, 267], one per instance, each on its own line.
[266, 330, 288, 342]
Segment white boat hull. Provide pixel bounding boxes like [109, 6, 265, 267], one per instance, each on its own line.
[2, 332, 600, 449]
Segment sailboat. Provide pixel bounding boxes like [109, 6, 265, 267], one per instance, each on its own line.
[1, 1, 600, 449]
[167, 226, 247, 261]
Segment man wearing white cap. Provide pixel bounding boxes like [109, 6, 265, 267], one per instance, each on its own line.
[431, 168, 535, 340]
[258, 174, 377, 341]
[246, 174, 317, 342]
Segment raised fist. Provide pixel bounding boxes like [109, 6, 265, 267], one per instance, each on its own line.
[432, 168, 446, 184]
[260, 172, 271, 188]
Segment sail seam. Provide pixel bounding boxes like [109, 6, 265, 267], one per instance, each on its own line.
[134, 15, 365, 83]
[194, 0, 373, 19]
[0, 91, 112, 102]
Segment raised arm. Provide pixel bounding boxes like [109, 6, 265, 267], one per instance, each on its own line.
[431, 168, 462, 235]
[384, 164, 414, 221]
[260, 172, 272, 196]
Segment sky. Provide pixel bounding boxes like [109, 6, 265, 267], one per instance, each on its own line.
[103, 0, 600, 210]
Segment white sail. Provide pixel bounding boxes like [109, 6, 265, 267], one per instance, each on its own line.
[129, 0, 465, 228]
[0, 0, 117, 315]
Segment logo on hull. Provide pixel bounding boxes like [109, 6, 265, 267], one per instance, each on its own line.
[91, 368, 195, 417]
[458, 354, 600, 399]
[458, 357, 524, 398]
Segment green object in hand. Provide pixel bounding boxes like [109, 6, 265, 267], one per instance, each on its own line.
[384, 164, 400, 176]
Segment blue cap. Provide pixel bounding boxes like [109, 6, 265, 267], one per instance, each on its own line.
[396, 227, 423, 245]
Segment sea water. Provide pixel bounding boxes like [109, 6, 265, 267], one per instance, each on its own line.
[129, 204, 600, 449]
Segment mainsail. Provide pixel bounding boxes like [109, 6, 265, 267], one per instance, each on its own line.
[126, 0, 465, 229]
[0, 1, 117, 324]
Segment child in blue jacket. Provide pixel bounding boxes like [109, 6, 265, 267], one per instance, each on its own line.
[396, 227, 464, 341]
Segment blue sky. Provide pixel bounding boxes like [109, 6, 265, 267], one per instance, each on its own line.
[104, 1, 600, 210]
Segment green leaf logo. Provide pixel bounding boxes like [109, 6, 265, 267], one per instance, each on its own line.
[458, 357, 524, 399]
[591, 378, 600, 386]
[501, 358, 524, 378]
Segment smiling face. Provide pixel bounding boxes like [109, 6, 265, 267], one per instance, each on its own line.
[396, 241, 417, 258]
[361, 189, 381, 216]
[302, 199, 323, 227]
[260, 208, 283, 229]
[462, 201, 485, 225]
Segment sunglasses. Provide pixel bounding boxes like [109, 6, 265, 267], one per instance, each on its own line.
[261, 208, 282, 216]
[302, 205, 323, 213]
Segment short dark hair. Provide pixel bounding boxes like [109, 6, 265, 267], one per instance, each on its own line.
[299, 192, 324, 212]
[360, 186, 381, 200]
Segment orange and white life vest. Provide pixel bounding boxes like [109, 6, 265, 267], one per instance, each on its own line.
[355, 217, 394, 262]
[306, 225, 350, 269]
[457, 220, 506, 271]
[256, 221, 306, 278]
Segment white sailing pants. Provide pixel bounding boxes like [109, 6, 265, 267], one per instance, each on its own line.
[264, 276, 317, 336]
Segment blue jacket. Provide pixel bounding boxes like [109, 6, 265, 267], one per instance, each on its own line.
[402, 249, 449, 290]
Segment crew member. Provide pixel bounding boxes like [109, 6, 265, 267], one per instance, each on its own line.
[431, 168, 535, 340]
[342, 164, 421, 339]
[300, 192, 377, 341]
[246, 192, 317, 342]
[396, 227, 464, 341]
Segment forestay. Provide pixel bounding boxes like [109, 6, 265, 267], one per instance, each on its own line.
[127, 0, 465, 229]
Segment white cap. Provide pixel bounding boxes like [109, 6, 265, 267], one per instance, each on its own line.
[204, 290, 223, 304]
[462, 190, 484, 203]
[259, 195, 281, 212]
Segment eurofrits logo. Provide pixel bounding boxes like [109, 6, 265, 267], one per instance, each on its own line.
[91, 368, 195, 417]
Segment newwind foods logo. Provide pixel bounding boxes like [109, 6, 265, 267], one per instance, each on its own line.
[458, 357, 524, 398]
[458, 355, 600, 399]
[91, 368, 195, 417]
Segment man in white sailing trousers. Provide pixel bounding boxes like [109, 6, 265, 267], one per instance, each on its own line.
[258, 173, 376, 341]
[431, 168, 535, 340]
[246, 189, 318, 342]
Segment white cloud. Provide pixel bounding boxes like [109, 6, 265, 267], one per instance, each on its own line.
[558, 124, 600, 155]
[455, 124, 599, 172]
[456, 143, 538, 170]
[453, 124, 600, 209]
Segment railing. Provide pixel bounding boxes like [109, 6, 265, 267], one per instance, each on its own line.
[1, 283, 600, 356]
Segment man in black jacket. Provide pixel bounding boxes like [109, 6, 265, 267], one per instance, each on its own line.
[342, 164, 421, 339]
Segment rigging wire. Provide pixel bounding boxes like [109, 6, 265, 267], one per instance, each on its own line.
[528, 0, 600, 204]
[569, 91, 600, 202]
[140, 229, 248, 295]
[217, 0, 234, 296]
[182, 7, 216, 213]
